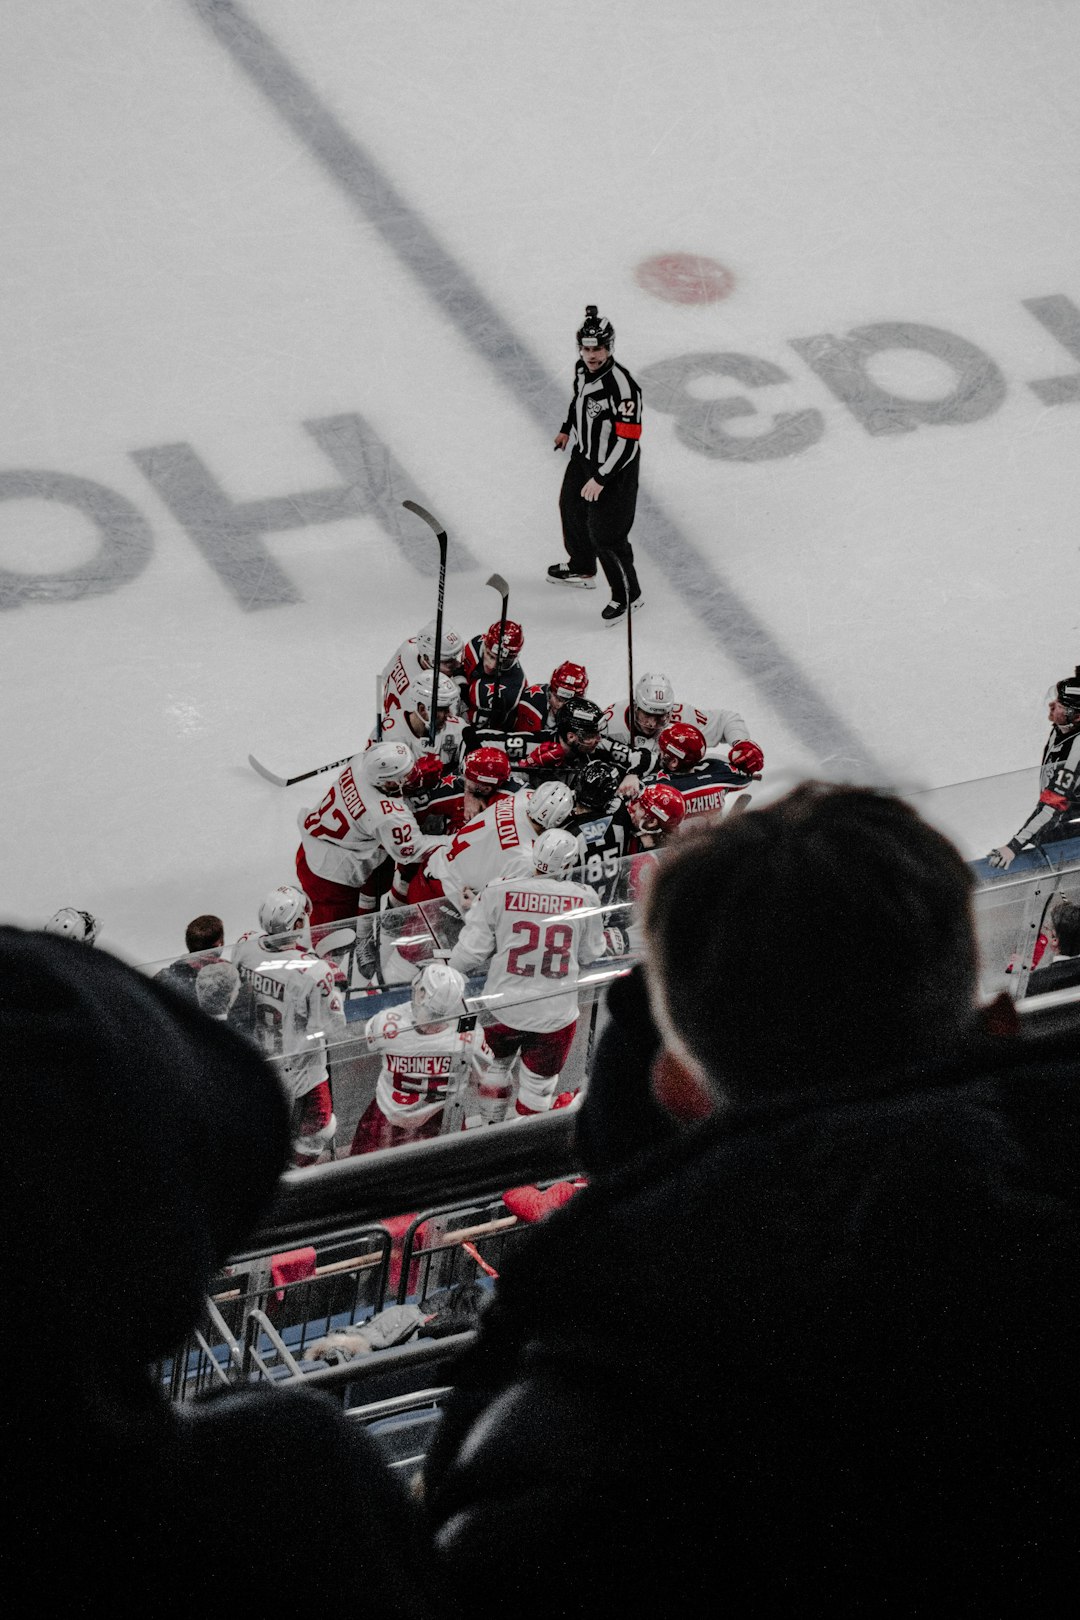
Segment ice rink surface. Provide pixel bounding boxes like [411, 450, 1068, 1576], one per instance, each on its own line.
[3, 0, 1079, 962]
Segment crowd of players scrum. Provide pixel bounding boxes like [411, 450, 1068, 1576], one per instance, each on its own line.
[44, 614, 764, 1162]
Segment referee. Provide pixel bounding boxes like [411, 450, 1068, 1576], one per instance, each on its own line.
[548, 305, 644, 626]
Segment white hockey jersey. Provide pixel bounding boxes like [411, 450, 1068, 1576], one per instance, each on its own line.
[365, 1004, 488, 1127]
[233, 934, 347, 1100]
[298, 755, 428, 886]
[603, 700, 748, 752]
[371, 706, 465, 773]
[424, 790, 541, 914]
[666, 701, 748, 749]
[380, 639, 425, 715]
[449, 875, 606, 1033]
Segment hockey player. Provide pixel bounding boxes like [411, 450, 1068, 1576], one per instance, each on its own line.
[603, 671, 675, 750]
[605, 671, 765, 779]
[377, 669, 464, 773]
[566, 759, 635, 910]
[449, 828, 607, 1119]
[408, 779, 575, 914]
[234, 886, 347, 1167]
[989, 668, 1080, 868]
[516, 660, 590, 735]
[296, 741, 432, 924]
[384, 746, 520, 982]
[349, 962, 488, 1154]
[409, 745, 515, 837]
[43, 908, 100, 946]
[627, 781, 687, 851]
[648, 722, 756, 819]
[380, 619, 466, 716]
[461, 621, 528, 729]
[520, 697, 646, 784]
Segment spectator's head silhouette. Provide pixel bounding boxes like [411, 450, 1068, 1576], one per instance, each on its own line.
[1, 925, 288, 1360]
[644, 782, 978, 1108]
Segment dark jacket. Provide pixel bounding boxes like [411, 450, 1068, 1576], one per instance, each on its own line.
[1027, 952, 1080, 997]
[425, 1025, 1080, 1615]
[0, 927, 428, 1615]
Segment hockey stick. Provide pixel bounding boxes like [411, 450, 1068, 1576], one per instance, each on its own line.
[248, 751, 353, 787]
[612, 558, 635, 738]
[375, 672, 384, 742]
[402, 500, 448, 746]
[486, 571, 509, 730]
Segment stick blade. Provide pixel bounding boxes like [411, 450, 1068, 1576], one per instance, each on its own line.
[486, 573, 509, 595]
[248, 753, 287, 786]
[402, 499, 447, 542]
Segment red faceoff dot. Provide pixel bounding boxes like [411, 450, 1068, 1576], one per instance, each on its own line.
[634, 253, 735, 304]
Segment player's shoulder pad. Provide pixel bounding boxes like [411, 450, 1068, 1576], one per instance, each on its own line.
[364, 1005, 405, 1044]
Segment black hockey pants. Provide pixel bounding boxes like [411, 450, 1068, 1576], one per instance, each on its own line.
[559, 452, 641, 604]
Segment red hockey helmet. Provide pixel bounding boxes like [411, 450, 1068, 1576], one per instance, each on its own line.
[634, 782, 687, 834]
[402, 752, 445, 796]
[483, 620, 524, 659]
[464, 745, 511, 791]
[658, 722, 707, 770]
[549, 660, 589, 700]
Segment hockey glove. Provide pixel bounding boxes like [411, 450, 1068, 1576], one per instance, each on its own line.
[728, 739, 764, 776]
[403, 752, 444, 795]
[604, 923, 631, 957]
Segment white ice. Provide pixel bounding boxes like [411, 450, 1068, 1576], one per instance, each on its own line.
[2, 0, 1078, 965]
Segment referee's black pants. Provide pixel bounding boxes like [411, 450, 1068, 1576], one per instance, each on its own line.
[559, 452, 641, 605]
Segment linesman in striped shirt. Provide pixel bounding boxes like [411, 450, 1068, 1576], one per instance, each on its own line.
[548, 304, 644, 627]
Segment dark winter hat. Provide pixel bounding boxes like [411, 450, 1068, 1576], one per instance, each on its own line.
[0, 927, 290, 1361]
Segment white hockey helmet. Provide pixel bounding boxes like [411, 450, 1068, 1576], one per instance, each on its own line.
[259, 884, 312, 939]
[415, 620, 465, 667]
[532, 828, 581, 881]
[44, 907, 100, 945]
[411, 961, 467, 1024]
[528, 779, 574, 830]
[409, 669, 460, 714]
[634, 671, 675, 716]
[360, 740, 415, 791]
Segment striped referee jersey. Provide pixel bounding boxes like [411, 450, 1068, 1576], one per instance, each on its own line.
[561, 356, 643, 482]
